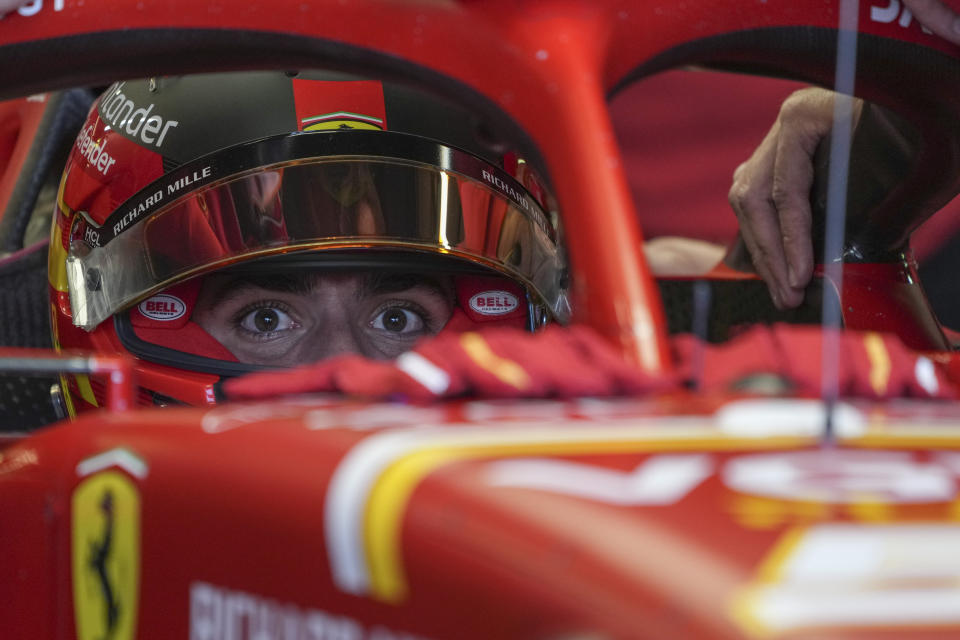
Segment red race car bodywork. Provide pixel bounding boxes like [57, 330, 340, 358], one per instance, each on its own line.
[2, 1, 960, 639]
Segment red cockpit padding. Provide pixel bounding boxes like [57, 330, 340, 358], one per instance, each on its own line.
[225, 324, 956, 402]
[224, 325, 671, 401]
[673, 324, 956, 399]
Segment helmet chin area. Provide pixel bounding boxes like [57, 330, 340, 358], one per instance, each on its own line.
[114, 261, 533, 377]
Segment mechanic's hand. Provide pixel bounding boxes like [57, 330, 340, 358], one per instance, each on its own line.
[728, 88, 862, 309]
[905, 0, 960, 45]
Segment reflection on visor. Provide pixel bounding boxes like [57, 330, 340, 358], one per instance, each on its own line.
[67, 149, 566, 330]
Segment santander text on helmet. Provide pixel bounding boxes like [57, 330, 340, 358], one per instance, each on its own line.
[98, 82, 179, 149]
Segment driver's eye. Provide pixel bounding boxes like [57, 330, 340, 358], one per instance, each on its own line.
[239, 307, 296, 333]
[371, 307, 426, 334]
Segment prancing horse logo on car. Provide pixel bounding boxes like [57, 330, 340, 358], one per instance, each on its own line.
[90, 490, 120, 634]
[72, 471, 140, 640]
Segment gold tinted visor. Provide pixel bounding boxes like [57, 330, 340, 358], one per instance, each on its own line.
[66, 133, 566, 329]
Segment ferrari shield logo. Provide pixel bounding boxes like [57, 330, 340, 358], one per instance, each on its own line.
[301, 111, 384, 131]
[292, 79, 387, 132]
[72, 470, 140, 640]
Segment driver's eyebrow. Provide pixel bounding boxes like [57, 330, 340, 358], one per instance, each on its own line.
[203, 273, 318, 308]
[202, 271, 452, 307]
[358, 272, 452, 300]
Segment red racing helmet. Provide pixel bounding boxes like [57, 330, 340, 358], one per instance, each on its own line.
[49, 71, 568, 412]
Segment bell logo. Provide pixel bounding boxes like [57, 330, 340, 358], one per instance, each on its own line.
[469, 290, 520, 316]
[72, 471, 140, 640]
[138, 294, 186, 321]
